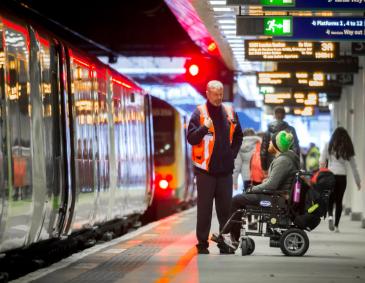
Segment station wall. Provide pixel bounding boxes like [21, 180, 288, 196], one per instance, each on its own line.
[331, 56, 365, 228]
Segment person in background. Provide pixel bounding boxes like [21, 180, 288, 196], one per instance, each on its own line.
[260, 106, 299, 176]
[233, 128, 261, 192]
[320, 127, 361, 233]
[187, 80, 243, 254]
[306, 142, 320, 172]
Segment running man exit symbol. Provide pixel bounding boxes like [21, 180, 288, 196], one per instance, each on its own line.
[261, 0, 295, 6]
[264, 17, 293, 36]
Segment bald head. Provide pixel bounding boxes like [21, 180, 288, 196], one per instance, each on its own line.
[206, 80, 223, 106]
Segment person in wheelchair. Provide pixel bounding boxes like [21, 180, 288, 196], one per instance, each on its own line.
[217, 130, 300, 252]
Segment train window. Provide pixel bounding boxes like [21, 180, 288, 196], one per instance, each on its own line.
[4, 21, 33, 201]
[37, 34, 58, 200]
[152, 102, 175, 166]
[95, 69, 110, 191]
[71, 56, 94, 194]
[112, 82, 123, 188]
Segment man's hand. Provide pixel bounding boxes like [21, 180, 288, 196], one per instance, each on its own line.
[245, 186, 254, 194]
[203, 116, 213, 128]
[233, 184, 238, 191]
[263, 170, 268, 178]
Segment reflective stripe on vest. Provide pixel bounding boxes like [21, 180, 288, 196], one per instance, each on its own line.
[192, 103, 237, 171]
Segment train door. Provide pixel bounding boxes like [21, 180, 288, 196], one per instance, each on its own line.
[0, 17, 34, 250]
[93, 67, 111, 223]
[26, 27, 69, 241]
[144, 94, 154, 206]
[0, 18, 7, 246]
[67, 54, 99, 231]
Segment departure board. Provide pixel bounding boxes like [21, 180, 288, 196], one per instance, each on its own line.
[257, 72, 326, 87]
[245, 40, 338, 61]
[261, 88, 319, 107]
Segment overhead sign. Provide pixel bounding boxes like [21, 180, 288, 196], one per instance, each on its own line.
[237, 16, 365, 41]
[245, 40, 338, 61]
[277, 56, 359, 73]
[291, 106, 315, 117]
[352, 42, 365, 55]
[227, 0, 365, 10]
[257, 72, 326, 87]
[257, 72, 352, 87]
[260, 87, 318, 107]
[264, 17, 293, 36]
[260, 86, 341, 104]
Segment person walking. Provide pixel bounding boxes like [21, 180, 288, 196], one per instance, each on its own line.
[232, 128, 261, 192]
[320, 127, 362, 233]
[261, 106, 299, 176]
[305, 142, 320, 172]
[187, 80, 243, 254]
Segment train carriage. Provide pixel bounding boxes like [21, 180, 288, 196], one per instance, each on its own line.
[0, 12, 154, 253]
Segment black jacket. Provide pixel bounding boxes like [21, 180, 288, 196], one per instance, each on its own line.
[187, 102, 243, 176]
[260, 120, 299, 171]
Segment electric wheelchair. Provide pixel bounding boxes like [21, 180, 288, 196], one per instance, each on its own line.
[212, 171, 319, 257]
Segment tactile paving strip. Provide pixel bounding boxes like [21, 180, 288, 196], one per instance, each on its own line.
[35, 212, 196, 283]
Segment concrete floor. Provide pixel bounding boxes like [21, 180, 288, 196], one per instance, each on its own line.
[14, 208, 365, 283]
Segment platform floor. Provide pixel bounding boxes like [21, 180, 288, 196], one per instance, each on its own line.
[13, 208, 365, 283]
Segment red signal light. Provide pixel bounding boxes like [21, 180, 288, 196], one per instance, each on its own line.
[188, 64, 200, 76]
[159, 179, 169, 190]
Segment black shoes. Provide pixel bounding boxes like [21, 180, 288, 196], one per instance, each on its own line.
[211, 233, 238, 254]
[196, 246, 210, 254]
[218, 243, 236, 254]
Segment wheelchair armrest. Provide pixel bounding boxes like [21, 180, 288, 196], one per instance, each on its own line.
[259, 189, 288, 195]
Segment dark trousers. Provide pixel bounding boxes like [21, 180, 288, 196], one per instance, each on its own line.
[196, 172, 232, 248]
[222, 193, 265, 242]
[328, 175, 347, 227]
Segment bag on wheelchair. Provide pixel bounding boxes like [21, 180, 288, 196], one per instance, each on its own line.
[293, 169, 335, 230]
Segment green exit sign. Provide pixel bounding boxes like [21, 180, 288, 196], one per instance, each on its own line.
[261, 0, 295, 6]
[264, 17, 293, 36]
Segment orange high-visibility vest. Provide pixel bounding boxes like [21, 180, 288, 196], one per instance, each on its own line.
[192, 103, 236, 171]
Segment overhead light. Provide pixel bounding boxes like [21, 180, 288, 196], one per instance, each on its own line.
[220, 25, 236, 30]
[230, 43, 243, 48]
[227, 39, 243, 43]
[218, 19, 236, 24]
[213, 7, 233, 12]
[225, 35, 240, 38]
[209, 0, 226, 5]
[222, 30, 236, 35]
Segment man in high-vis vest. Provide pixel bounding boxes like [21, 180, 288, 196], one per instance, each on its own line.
[187, 80, 243, 254]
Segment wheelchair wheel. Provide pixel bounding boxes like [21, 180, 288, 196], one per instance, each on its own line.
[280, 228, 309, 256]
[241, 237, 255, 256]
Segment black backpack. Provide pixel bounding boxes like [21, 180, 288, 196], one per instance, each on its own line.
[293, 169, 335, 230]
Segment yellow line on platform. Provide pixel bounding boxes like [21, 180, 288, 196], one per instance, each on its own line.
[154, 246, 197, 283]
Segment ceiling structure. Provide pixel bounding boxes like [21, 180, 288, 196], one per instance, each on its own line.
[3, 0, 363, 71]
[3, 0, 202, 57]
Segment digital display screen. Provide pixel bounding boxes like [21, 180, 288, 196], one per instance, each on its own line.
[245, 40, 338, 61]
[257, 72, 325, 87]
[260, 87, 319, 107]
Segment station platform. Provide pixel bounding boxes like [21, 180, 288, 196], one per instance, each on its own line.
[13, 208, 365, 283]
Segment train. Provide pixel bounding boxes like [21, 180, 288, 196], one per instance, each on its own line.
[145, 97, 196, 220]
[0, 5, 196, 278]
